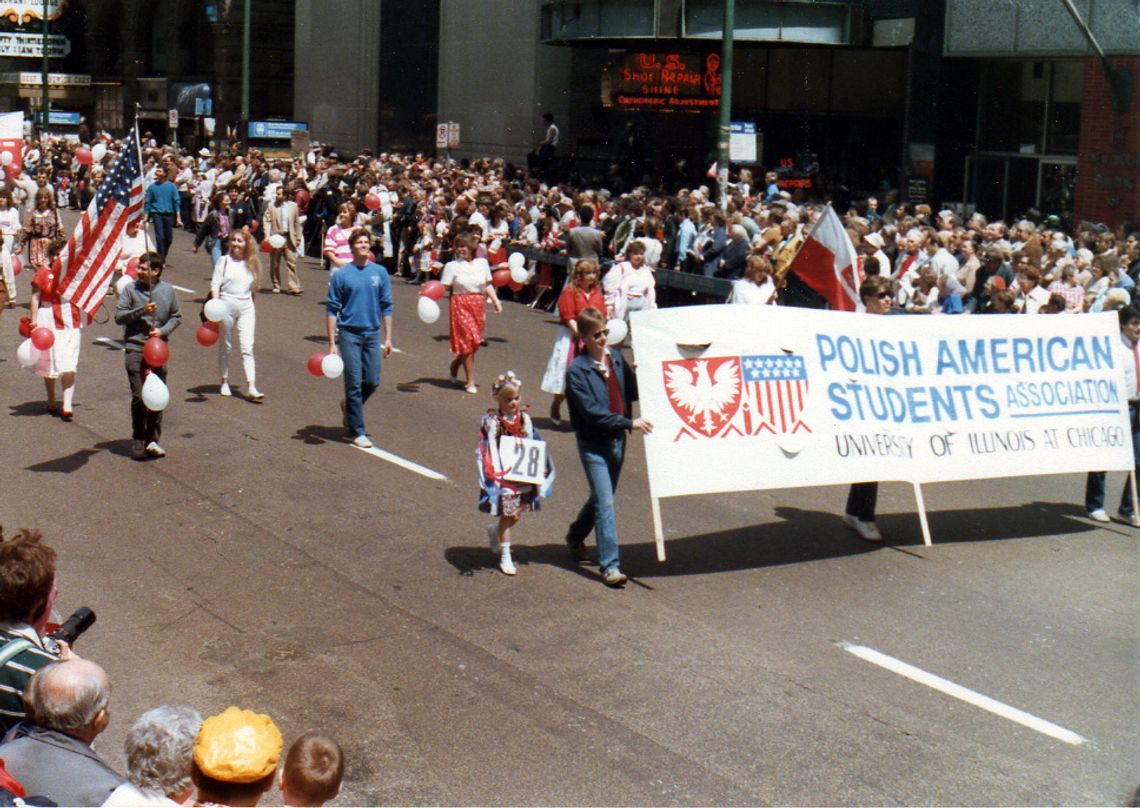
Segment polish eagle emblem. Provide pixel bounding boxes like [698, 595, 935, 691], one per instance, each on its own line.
[663, 357, 742, 437]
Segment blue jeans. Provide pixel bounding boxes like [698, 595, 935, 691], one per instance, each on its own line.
[569, 435, 626, 573]
[337, 327, 380, 438]
[209, 238, 224, 267]
[151, 213, 175, 257]
[1085, 403, 1140, 516]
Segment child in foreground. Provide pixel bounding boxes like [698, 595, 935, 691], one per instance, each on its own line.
[280, 732, 345, 807]
[477, 370, 554, 575]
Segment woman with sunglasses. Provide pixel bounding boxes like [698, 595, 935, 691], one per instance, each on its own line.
[843, 275, 894, 542]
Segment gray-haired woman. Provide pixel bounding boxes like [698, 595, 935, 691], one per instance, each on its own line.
[103, 705, 203, 806]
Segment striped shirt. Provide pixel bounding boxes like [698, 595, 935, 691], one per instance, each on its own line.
[0, 625, 59, 731]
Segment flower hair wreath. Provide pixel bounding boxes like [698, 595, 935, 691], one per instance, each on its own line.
[491, 370, 521, 395]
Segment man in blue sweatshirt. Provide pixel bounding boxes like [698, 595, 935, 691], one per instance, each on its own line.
[144, 166, 181, 257]
[326, 228, 394, 449]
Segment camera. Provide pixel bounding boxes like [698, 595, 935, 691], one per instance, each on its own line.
[48, 607, 96, 646]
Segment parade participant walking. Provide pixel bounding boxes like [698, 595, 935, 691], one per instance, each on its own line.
[477, 371, 551, 576]
[843, 275, 892, 541]
[541, 258, 605, 425]
[209, 229, 262, 400]
[564, 307, 652, 587]
[323, 202, 356, 275]
[0, 189, 21, 306]
[29, 239, 81, 420]
[442, 232, 502, 394]
[192, 191, 234, 266]
[115, 251, 182, 460]
[263, 184, 303, 294]
[20, 188, 61, 272]
[326, 228, 394, 449]
[144, 166, 181, 257]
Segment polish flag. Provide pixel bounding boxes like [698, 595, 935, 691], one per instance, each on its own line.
[0, 112, 23, 181]
[787, 204, 864, 312]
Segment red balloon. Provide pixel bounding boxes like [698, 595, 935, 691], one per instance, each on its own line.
[307, 352, 326, 377]
[125, 257, 138, 279]
[420, 280, 446, 301]
[30, 327, 54, 350]
[491, 268, 510, 288]
[196, 321, 220, 347]
[143, 336, 169, 367]
[508, 279, 525, 293]
[249, 220, 259, 232]
[10, 255, 19, 276]
[259, 240, 272, 253]
[74, 147, 93, 166]
[364, 193, 381, 211]
[18, 316, 31, 338]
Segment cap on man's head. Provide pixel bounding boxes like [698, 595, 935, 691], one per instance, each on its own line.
[1044, 214, 1062, 227]
[194, 707, 282, 783]
[864, 232, 884, 249]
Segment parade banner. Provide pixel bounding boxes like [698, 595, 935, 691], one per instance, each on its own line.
[631, 306, 1132, 504]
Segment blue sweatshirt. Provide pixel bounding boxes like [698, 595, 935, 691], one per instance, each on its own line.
[326, 261, 394, 331]
[145, 181, 180, 215]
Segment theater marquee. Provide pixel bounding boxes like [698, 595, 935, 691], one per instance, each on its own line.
[601, 52, 721, 112]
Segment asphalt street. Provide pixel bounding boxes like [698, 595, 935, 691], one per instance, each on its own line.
[0, 220, 1136, 806]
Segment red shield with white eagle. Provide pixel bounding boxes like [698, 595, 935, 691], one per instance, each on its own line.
[662, 357, 742, 438]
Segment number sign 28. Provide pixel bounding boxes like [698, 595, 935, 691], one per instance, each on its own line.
[497, 437, 547, 485]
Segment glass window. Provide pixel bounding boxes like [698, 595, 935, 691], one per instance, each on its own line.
[1046, 61, 1082, 155]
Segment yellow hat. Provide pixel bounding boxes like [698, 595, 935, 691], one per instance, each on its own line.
[194, 706, 283, 783]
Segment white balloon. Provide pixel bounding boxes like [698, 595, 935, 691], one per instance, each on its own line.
[321, 353, 344, 379]
[509, 264, 528, 285]
[203, 298, 227, 323]
[141, 373, 169, 411]
[0, 151, 12, 166]
[16, 339, 40, 370]
[115, 275, 133, 296]
[268, 234, 286, 249]
[417, 296, 440, 324]
[91, 143, 107, 162]
[298, 215, 307, 225]
[507, 251, 526, 270]
[606, 318, 629, 345]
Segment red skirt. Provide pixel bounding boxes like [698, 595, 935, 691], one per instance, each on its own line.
[449, 293, 485, 355]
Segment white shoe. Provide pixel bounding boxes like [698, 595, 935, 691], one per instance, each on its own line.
[843, 513, 882, 542]
[1117, 510, 1140, 528]
[220, 382, 232, 397]
[351, 434, 373, 449]
[145, 441, 166, 458]
[247, 386, 264, 401]
[486, 524, 500, 554]
[499, 549, 517, 576]
[1088, 508, 1110, 523]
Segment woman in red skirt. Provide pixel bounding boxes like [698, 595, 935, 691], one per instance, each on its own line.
[442, 232, 502, 393]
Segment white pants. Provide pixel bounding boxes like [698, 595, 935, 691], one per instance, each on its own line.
[218, 297, 256, 384]
[1, 235, 15, 301]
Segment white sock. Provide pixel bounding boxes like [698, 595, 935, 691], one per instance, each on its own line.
[500, 543, 512, 563]
[62, 386, 74, 412]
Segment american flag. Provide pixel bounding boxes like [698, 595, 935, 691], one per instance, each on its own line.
[740, 354, 811, 434]
[55, 127, 143, 327]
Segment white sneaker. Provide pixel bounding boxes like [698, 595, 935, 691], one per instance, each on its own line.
[145, 441, 166, 458]
[486, 524, 500, 553]
[220, 382, 232, 397]
[499, 548, 517, 576]
[843, 513, 882, 542]
[1117, 510, 1140, 528]
[1088, 508, 1110, 523]
[351, 435, 373, 449]
[247, 386, 264, 401]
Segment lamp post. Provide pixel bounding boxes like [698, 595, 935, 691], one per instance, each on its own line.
[716, 0, 735, 210]
[240, 0, 250, 150]
[40, 0, 49, 138]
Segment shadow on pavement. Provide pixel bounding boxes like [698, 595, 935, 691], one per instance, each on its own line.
[397, 376, 463, 392]
[8, 401, 53, 417]
[185, 384, 215, 403]
[24, 439, 135, 473]
[291, 424, 346, 445]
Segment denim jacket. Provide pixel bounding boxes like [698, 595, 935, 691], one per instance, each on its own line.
[566, 347, 638, 443]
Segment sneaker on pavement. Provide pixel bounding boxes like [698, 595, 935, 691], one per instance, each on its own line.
[247, 386, 264, 401]
[131, 440, 146, 461]
[843, 513, 882, 542]
[565, 535, 589, 565]
[602, 567, 627, 587]
[220, 382, 232, 397]
[499, 556, 517, 576]
[145, 441, 166, 458]
[487, 524, 501, 554]
[1087, 508, 1110, 523]
[351, 434, 373, 449]
[1117, 510, 1140, 528]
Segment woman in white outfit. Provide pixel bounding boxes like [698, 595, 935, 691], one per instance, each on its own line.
[0, 189, 21, 307]
[209, 228, 263, 400]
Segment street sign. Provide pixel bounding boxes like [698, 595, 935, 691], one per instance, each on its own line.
[0, 33, 70, 58]
[435, 123, 448, 148]
[168, 109, 178, 129]
[447, 122, 460, 149]
[247, 120, 307, 140]
[729, 121, 758, 163]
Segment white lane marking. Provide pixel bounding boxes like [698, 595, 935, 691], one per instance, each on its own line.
[171, 284, 196, 294]
[841, 643, 1088, 745]
[353, 444, 447, 480]
[93, 336, 128, 350]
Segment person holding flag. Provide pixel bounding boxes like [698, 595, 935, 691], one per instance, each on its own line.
[783, 204, 865, 312]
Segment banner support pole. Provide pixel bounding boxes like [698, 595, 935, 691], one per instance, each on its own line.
[1130, 470, 1138, 521]
[651, 496, 666, 561]
[912, 482, 933, 547]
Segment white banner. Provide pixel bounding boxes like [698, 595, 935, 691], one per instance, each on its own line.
[630, 306, 1132, 499]
[0, 33, 70, 58]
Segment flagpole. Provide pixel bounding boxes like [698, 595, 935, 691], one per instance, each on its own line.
[133, 107, 153, 256]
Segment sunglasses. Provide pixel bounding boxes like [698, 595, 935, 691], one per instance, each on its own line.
[590, 329, 609, 339]
[876, 292, 892, 300]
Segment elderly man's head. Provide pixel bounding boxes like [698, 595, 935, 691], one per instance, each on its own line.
[124, 706, 203, 803]
[26, 659, 111, 743]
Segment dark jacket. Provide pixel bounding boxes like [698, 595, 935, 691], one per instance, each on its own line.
[566, 347, 638, 443]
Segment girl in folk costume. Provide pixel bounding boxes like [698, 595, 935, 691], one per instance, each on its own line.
[29, 239, 82, 420]
[540, 258, 605, 425]
[477, 372, 554, 576]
